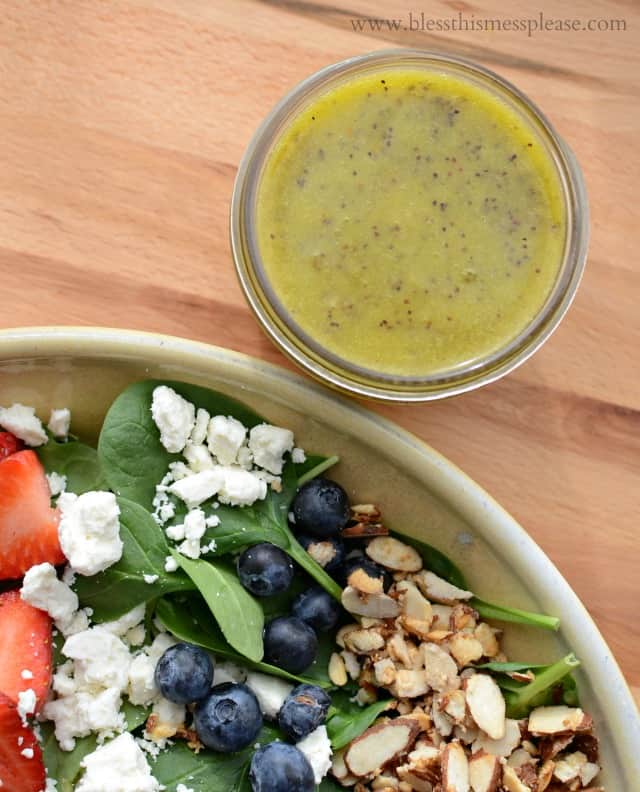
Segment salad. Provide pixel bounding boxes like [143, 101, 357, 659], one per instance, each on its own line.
[0, 380, 604, 792]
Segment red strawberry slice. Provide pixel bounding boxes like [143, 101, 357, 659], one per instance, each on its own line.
[0, 692, 46, 792]
[0, 591, 53, 711]
[0, 450, 64, 580]
[0, 432, 24, 460]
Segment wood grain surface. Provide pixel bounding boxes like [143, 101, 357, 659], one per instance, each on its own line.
[1, 1, 638, 705]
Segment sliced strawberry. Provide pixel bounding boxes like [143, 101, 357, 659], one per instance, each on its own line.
[0, 432, 24, 460]
[0, 692, 46, 792]
[0, 591, 53, 711]
[0, 450, 64, 580]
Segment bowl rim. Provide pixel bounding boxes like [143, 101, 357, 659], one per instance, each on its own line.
[0, 325, 637, 775]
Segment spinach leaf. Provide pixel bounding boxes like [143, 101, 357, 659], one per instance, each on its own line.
[37, 437, 106, 494]
[173, 555, 264, 663]
[393, 532, 468, 589]
[326, 690, 394, 750]
[74, 497, 195, 621]
[98, 380, 264, 510]
[156, 596, 332, 688]
[296, 454, 340, 486]
[471, 598, 560, 631]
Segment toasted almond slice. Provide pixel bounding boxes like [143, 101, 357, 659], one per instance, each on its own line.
[454, 723, 479, 745]
[528, 706, 591, 736]
[432, 604, 454, 630]
[507, 749, 538, 769]
[329, 652, 348, 686]
[448, 633, 485, 667]
[401, 616, 434, 642]
[397, 580, 434, 622]
[579, 761, 600, 786]
[449, 604, 478, 632]
[469, 750, 501, 792]
[392, 668, 430, 699]
[537, 759, 555, 792]
[348, 567, 384, 594]
[354, 685, 379, 706]
[501, 766, 532, 792]
[342, 522, 389, 538]
[351, 503, 382, 520]
[539, 734, 574, 762]
[396, 770, 433, 792]
[473, 718, 522, 757]
[360, 616, 384, 628]
[366, 537, 423, 572]
[345, 717, 420, 777]
[388, 632, 414, 668]
[342, 586, 400, 619]
[552, 750, 587, 782]
[336, 623, 360, 649]
[422, 642, 460, 692]
[374, 657, 397, 686]
[427, 629, 454, 643]
[404, 709, 432, 734]
[432, 697, 455, 737]
[343, 627, 386, 654]
[441, 689, 467, 724]
[465, 674, 506, 740]
[441, 741, 470, 792]
[340, 650, 361, 680]
[332, 748, 358, 786]
[413, 570, 474, 604]
[473, 622, 500, 658]
[371, 775, 400, 790]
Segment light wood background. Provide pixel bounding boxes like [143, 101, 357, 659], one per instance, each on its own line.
[1, 1, 638, 705]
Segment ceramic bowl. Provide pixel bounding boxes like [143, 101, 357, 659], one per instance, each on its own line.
[0, 327, 637, 785]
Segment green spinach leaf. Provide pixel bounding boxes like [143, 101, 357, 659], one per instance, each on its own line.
[98, 380, 264, 510]
[74, 497, 195, 621]
[37, 437, 106, 495]
[173, 555, 264, 663]
[393, 532, 468, 589]
[471, 598, 560, 631]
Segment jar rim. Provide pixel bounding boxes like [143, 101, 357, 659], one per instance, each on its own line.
[230, 49, 589, 402]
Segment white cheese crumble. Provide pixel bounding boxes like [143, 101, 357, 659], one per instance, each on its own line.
[245, 672, 293, 720]
[151, 386, 195, 454]
[207, 415, 247, 465]
[75, 732, 160, 792]
[17, 689, 36, 725]
[47, 408, 71, 439]
[164, 556, 179, 573]
[143, 574, 159, 584]
[62, 628, 132, 692]
[100, 605, 146, 637]
[190, 407, 210, 446]
[291, 447, 306, 464]
[20, 563, 83, 636]
[169, 469, 224, 509]
[57, 491, 123, 576]
[21, 747, 34, 759]
[183, 442, 215, 472]
[21, 669, 33, 680]
[212, 661, 246, 687]
[46, 471, 67, 497]
[127, 653, 158, 707]
[248, 424, 294, 475]
[176, 508, 207, 559]
[0, 403, 47, 446]
[296, 725, 333, 784]
[176, 785, 195, 792]
[217, 465, 268, 506]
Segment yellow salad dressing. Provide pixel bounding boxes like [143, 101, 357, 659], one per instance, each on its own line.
[256, 69, 566, 377]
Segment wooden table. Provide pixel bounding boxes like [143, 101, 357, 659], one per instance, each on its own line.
[1, 1, 638, 705]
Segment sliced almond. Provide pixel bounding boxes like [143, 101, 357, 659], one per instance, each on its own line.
[465, 674, 506, 740]
[374, 657, 397, 686]
[579, 761, 600, 786]
[552, 750, 587, 782]
[329, 652, 348, 686]
[340, 650, 361, 680]
[401, 616, 434, 642]
[360, 617, 384, 628]
[537, 759, 555, 792]
[507, 749, 538, 769]
[350, 503, 382, 521]
[366, 537, 423, 572]
[449, 604, 478, 632]
[422, 642, 460, 692]
[388, 632, 414, 668]
[332, 747, 358, 786]
[441, 741, 470, 792]
[473, 622, 500, 658]
[448, 633, 485, 667]
[528, 706, 591, 736]
[392, 668, 430, 699]
[413, 570, 473, 604]
[539, 734, 574, 762]
[342, 522, 389, 538]
[344, 627, 386, 654]
[501, 765, 532, 792]
[348, 567, 384, 594]
[336, 623, 360, 649]
[342, 586, 400, 619]
[454, 723, 479, 745]
[441, 689, 468, 724]
[426, 629, 454, 643]
[371, 775, 400, 790]
[469, 751, 500, 792]
[432, 697, 455, 737]
[473, 718, 522, 757]
[397, 580, 433, 623]
[432, 604, 454, 630]
[395, 769, 433, 792]
[345, 718, 420, 777]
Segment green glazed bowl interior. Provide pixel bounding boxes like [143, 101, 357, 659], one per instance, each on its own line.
[0, 327, 637, 786]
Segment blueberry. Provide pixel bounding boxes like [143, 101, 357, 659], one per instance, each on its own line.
[154, 642, 213, 705]
[291, 478, 350, 538]
[278, 683, 331, 741]
[338, 553, 393, 592]
[292, 586, 341, 632]
[263, 616, 318, 674]
[237, 542, 295, 597]
[194, 683, 262, 752]
[297, 534, 345, 575]
[249, 742, 315, 792]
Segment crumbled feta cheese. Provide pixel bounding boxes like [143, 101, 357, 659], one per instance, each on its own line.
[177, 508, 207, 559]
[143, 574, 159, 585]
[62, 628, 131, 692]
[21, 747, 34, 759]
[46, 472, 67, 497]
[296, 725, 333, 784]
[150, 386, 195, 454]
[169, 469, 223, 509]
[183, 442, 215, 472]
[127, 653, 158, 706]
[17, 689, 36, 725]
[207, 415, 247, 465]
[75, 732, 160, 792]
[168, 460, 191, 480]
[147, 696, 186, 742]
[212, 661, 246, 686]
[58, 492, 123, 576]
[248, 424, 294, 474]
[291, 447, 306, 464]
[217, 465, 268, 507]
[176, 785, 194, 792]
[21, 563, 80, 636]
[0, 403, 47, 446]
[190, 407, 211, 446]
[125, 625, 146, 647]
[21, 669, 33, 680]
[165, 523, 185, 541]
[245, 672, 293, 720]
[44, 687, 126, 751]
[236, 445, 253, 470]
[52, 661, 77, 698]
[164, 556, 178, 573]
[205, 514, 220, 528]
[62, 566, 76, 586]
[47, 408, 71, 439]
[146, 632, 178, 665]
[100, 605, 146, 638]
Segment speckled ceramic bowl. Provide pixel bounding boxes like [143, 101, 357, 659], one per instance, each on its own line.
[0, 327, 637, 786]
